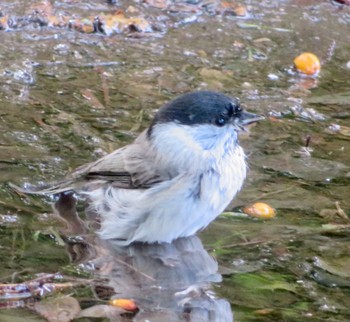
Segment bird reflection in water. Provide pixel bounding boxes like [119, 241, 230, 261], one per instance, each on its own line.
[55, 193, 233, 322]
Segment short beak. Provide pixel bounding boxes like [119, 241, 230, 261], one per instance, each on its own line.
[238, 111, 265, 126]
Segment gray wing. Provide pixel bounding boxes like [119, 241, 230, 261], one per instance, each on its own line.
[10, 130, 170, 195]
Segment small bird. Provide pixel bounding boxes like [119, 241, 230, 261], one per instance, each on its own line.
[13, 91, 263, 245]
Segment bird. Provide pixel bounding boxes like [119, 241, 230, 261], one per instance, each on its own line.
[12, 91, 263, 245]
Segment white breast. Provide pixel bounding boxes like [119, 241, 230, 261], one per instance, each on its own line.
[88, 123, 247, 244]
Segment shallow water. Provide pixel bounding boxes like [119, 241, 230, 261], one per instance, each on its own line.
[0, 0, 350, 321]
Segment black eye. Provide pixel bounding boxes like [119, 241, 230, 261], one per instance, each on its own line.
[215, 116, 227, 126]
[234, 104, 242, 114]
[227, 102, 242, 117]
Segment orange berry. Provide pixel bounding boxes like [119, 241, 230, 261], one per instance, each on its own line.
[243, 202, 276, 219]
[294, 52, 321, 76]
[109, 299, 138, 311]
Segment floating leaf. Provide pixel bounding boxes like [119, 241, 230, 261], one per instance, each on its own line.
[98, 11, 152, 36]
[47, 15, 69, 28]
[216, 2, 248, 16]
[69, 18, 95, 33]
[30, 0, 53, 16]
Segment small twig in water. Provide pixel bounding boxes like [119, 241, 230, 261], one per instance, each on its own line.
[335, 201, 350, 222]
[114, 257, 156, 282]
[253, 185, 296, 202]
